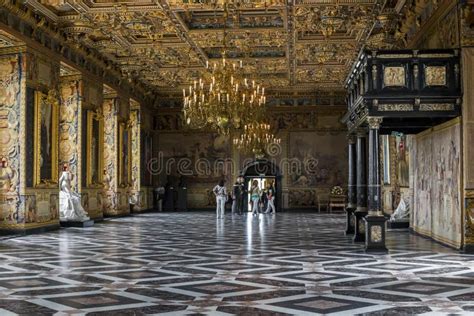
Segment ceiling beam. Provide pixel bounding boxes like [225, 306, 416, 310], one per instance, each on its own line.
[154, 0, 208, 67]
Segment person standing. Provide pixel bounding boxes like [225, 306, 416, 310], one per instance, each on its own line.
[250, 180, 261, 216]
[232, 176, 245, 215]
[213, 179, 227, 218]
[265, 182, 276, 214]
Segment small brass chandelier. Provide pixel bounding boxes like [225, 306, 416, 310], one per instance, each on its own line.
[182, 2, 267, 135]
[233, 122, 281, 159]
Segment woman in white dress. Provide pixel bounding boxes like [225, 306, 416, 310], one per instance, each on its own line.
[59, 165, 90, 222]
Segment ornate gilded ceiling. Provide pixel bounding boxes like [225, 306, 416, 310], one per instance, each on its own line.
[26, 0, 399, 98]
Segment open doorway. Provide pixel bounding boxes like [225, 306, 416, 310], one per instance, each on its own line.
[246, 177, 276, 212]
[240, 159, 282, 212]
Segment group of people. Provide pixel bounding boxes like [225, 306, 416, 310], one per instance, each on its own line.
[212, 177, 276, 218]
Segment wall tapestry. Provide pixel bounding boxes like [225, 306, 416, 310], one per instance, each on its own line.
[157, 132, 231, 185]
[413, 119, 462, 248]
[288, 132, 347, 188]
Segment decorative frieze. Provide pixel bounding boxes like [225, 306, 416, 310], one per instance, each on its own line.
[377, 104, 414, 111]
[419, 103, 455, 111]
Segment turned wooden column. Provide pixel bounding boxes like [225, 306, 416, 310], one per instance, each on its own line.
[353, 129, 368, 242]
[345, 134, 357, 235]
[364, 117, 388, 252]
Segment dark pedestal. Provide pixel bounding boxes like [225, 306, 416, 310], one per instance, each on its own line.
[353, 211, 367, 242]
[163, 187, 175, 211]
[60, 220, 94, 228]
[364, 215, 388, 253]
[463, 244, 474, 254]
[387, 220, 410, 229]
[345, 207, 355, 235]
[176, 187, 187, 211]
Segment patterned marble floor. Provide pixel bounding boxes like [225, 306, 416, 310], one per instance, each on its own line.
[0, 212, 473, 315]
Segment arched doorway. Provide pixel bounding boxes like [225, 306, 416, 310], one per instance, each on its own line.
[240, 159, 282, 212]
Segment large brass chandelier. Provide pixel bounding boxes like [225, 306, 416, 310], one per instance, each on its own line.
[182, 3, 266, 135]
[233, 122, 281, 159]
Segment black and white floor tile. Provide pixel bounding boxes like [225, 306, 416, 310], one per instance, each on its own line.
[0, 212, 473, 315]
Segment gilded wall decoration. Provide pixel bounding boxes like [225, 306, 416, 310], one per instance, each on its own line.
[59, 80, 81, 191]
[0, 53, 23, 225]
[0, 54, 21, 196]
[103, 98, 118, 212]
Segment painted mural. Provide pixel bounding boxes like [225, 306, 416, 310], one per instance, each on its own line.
[413, 119, 462, 248]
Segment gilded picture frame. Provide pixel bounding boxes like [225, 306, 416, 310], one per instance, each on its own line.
[86, 110, 104, 187]
[119, 122, 132, 187]
[34, 90, 59, 187]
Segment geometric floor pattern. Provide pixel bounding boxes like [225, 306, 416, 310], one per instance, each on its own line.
[0, 212, 473, 315]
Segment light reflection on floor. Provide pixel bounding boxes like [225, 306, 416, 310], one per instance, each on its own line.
[0, 212, 472, 315]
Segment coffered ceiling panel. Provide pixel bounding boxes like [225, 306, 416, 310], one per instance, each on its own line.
[34, 0, 397, 100]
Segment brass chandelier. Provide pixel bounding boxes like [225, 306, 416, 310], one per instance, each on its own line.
[233, 122, 281, 159]
[182, 3, 267, 136]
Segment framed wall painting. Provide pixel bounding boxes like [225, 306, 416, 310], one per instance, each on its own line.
[86, 110, 104, 187]
[119, 123, 131, 187]
[34, 90, 58, 186]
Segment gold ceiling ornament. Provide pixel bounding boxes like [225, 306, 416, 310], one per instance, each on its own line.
[182, 1, 267, 135]
[233, 122, 281, 159]
[319, 5, 346, 38]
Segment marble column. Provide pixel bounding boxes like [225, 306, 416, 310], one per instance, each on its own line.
[364, 117, 388, 252]
[353, 129, 368, 243]
[345, 134, 357, 235]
